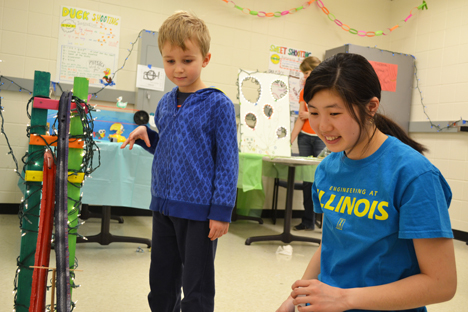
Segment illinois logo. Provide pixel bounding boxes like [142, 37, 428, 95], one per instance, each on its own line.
[336, 218, 346, 230]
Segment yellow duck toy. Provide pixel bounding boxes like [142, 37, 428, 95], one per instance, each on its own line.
[108, 123, 126, 143]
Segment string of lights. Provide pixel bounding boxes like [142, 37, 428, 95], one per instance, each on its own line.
[413, 60, 463, 132]
[88, 29, 148, 99]
[361, 46, 464, 131]
[0, 99, 23, 180]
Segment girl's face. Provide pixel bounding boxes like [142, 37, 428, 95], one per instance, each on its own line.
[307, 89, 368, 160]
[301, 70, 312, 86]
[302, 70, 312, 80]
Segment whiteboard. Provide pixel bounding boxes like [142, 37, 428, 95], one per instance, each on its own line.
[56, 6, 121, 87]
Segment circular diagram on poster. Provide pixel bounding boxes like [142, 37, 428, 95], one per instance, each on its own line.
[276, 126, 287, 138]
[245, 113, 257, 129]
[263, 104, 273, 119]
[241, 77, 261, 104]
[271, 80, 288, 101]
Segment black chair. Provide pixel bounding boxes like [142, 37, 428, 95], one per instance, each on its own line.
[271, 178, 303, 224]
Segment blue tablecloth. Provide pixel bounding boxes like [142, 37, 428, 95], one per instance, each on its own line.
[81, 141, 153, 209]
[81, 145, 319, 214]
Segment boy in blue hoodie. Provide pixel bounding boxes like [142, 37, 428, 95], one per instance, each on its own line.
[121, 11, 238, 312]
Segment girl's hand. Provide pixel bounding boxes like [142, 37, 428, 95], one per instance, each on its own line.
[291, 279, 349, 312]
[299, 111, 309, 121]
[276, 296, 295, 312]
[120, 126, 150, 150]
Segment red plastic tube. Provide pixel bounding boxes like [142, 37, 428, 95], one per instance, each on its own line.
[30, 150, 56, 312]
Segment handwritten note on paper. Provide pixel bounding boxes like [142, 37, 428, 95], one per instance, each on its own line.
[56, 6, 121, 86]
[59, 46, 116, 85]
[369, 61, 398, 92]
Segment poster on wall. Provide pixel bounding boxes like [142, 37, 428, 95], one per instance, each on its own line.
[368, 60, 398, 92]
[56, 6, 121, 87]
[268, 45, 312, 113]
[238, 70, 291, 157]
[136, 65, 166, 91]
[47, 109, 139, 143]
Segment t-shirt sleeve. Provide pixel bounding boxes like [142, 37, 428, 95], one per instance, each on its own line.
[312, 181, 323, 214]
[398, 170, 453, 239]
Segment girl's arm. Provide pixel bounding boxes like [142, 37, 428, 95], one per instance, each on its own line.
[292, 238, 456, 312]
[290, 101, 308, 145]
[276, 244, 322, 312]
[301, 243, 321, 280]
[346, 237, 456, 310]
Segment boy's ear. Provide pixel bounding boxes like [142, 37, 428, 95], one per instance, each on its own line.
[367, 97, 380, 117]
[202, 53, 211, 68]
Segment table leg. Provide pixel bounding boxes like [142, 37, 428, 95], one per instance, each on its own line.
[231, 196, 263, 224]
[245, 166, 321, 245]
[77, 206, 151, 248]
[80, 204, 124, 223]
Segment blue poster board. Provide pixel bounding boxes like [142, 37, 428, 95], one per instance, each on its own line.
[47, 109, 141, 142]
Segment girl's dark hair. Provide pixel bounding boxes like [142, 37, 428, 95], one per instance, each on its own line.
[303, 53, 427, 154]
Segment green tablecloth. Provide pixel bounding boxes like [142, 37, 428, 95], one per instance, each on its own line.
[236, 153, 319, 216]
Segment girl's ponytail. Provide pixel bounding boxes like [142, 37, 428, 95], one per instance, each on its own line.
[374, 113, 427, 154]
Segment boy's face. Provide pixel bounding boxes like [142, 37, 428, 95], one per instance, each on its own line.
[161, 40, 211, 93]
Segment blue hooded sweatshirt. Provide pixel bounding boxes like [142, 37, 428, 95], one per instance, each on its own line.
[136, 86, 239, 222]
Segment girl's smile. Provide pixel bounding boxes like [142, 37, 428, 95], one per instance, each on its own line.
[307, 89, 386, 160]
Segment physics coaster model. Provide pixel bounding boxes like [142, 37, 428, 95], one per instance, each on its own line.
[14, 71, 99, 312]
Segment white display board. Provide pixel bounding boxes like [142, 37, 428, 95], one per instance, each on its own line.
[56, 6, 121, 86]
[238, 71, 291, 157]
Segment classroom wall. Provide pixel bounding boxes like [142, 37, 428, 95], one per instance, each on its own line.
[0, 0, 466, 232]
[388, 0, 468, 232]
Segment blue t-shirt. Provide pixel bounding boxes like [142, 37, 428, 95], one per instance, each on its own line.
[313, 136, 453, 312]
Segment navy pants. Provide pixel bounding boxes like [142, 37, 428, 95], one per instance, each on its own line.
[148, 212, 217, 312]
[297, 133, 326, 228]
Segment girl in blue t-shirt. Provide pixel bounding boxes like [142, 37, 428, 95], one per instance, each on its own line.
[276, 53, 456, 312]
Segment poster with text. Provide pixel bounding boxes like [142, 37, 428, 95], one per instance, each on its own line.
[56, 6, 121, 87]
[268, 45, 312, 113]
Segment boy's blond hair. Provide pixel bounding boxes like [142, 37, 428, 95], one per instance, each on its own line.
[299, 56, 321, 73]
[158, 11, 211, 57]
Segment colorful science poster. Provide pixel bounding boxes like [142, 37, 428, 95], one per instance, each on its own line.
[56, 6, 121, 87]
[268, 45, 312, 113]
[47, 109, 139, 143]
[238, 70, 291, 157]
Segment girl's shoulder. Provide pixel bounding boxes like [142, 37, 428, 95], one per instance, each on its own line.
[385, 136, 436, 171]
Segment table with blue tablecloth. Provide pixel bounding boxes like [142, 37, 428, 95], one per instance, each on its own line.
[79, 141, 153, 246]
[80, 144, 320, 246]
